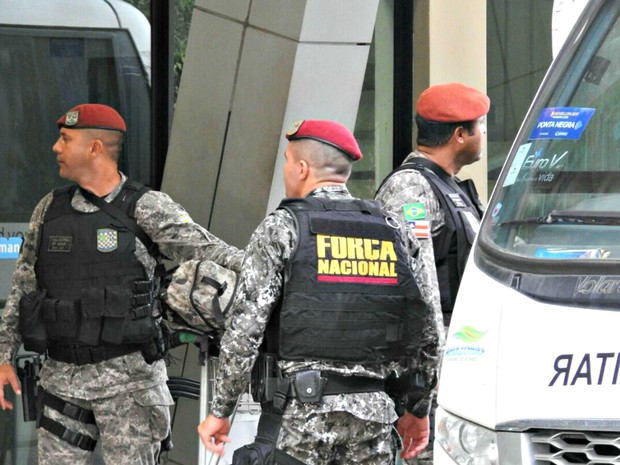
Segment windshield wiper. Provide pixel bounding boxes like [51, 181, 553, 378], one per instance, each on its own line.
[497, 210, 620, 227]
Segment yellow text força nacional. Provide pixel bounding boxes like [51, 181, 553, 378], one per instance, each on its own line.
[316, 234, 397, 277]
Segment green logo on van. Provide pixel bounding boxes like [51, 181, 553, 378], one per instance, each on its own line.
[452, 326, 487, 343]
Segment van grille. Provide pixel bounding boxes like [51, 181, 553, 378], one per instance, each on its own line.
[531, 430, 620, 464]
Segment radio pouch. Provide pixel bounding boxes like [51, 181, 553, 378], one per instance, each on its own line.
[18, 290, 49, 353]
[293, 370, 325, 403]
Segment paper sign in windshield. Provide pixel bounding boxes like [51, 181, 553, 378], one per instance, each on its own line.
[502, 143, 530, 187]
[529, 107, 595, 140]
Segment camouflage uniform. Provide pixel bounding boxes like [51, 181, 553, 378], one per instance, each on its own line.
[376, 151, 448, 324]
[211, 185, 444, 465]
[375, 151, 454, 465]
[0, 173, 243, 465]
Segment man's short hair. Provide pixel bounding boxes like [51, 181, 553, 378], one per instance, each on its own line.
[415, 116, 476, 147]
[293, 139, 352, 179]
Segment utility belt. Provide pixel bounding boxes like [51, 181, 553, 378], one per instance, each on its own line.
[47, 343, 142, 365]
[241, 354, 385, 465]
[251, 354, 385, 410]
[44, 317, 169, 366]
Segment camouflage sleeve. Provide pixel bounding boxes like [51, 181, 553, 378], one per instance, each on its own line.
[401, 222, 445, 415]
[376, 173, 446, 412]
[375, 170, 443, 326]
[376, 171, 445, 342]
[135, 190, 244, 272]
[210, 210, 295, 417]
[0, 194, 53, 365]
[375, 169, 445, 236]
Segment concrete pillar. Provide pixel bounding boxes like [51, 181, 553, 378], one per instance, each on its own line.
[163, 0, 379, 248]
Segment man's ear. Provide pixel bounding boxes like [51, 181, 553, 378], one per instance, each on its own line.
[454, 126, 465, 144]
[89, 139, 104, 158]
[298, 159, 310, 180]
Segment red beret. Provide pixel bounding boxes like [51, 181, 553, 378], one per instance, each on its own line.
[285, 120, 363, 161]
[57, 103, 127, 133]
[416, 83, 490, 123]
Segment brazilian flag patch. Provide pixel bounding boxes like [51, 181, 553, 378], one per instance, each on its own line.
[403, 203, 427, 221]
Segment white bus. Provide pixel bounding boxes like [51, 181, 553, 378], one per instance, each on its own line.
[0, 0, 151, 305]
[435, 0, 620, 464]
[0, 2, 151, 463]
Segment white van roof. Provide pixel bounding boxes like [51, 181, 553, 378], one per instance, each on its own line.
[0, 0, 151, 77]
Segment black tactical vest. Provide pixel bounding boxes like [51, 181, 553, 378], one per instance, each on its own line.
[382, 158, 483, 315]
[266, 197, 427, 364]
[32, 182, 157, 351]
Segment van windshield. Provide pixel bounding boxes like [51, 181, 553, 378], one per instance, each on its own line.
[482, 1, 620, 265]
[0, 26, 151, 223]
[0, 25, 151, 303]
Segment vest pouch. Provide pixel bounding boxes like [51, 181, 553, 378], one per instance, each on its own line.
[43, 298, 79, 341]
[101, 286, 132, 345]
[18, 290, 49, 353]
[122, 304, 157, 344]
[77, 288, 105, 346]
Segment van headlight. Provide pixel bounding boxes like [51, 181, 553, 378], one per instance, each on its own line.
[435, 406, 498, 465]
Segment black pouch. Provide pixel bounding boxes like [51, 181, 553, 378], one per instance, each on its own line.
[293, 370, 325, 403]
[43, 299, 79, 341]
[101, 286, 131, 344]
[141, 319, 170, 364]
[18, 290, 49, 353]
[232, 441, 274, 465]
[78, 288, 105, 346]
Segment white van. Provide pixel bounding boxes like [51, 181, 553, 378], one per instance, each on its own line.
[0, 0, 152, 302]
[435, 0, 620, 463]
[0, 3, 151, 463]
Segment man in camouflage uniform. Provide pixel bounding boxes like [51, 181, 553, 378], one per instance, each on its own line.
[375, 82, 490, 463]
[0, 104, 243, 465]
[198, 120, 444, 464]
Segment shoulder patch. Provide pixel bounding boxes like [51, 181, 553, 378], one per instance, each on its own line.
[402, 203, 427, 221]
[403, 203, 430, 239]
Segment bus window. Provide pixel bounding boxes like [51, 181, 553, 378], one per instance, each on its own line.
[0, 25, 151, 303]
[0, 6, 151, 463]
[0, 27, 151, 223]
[481, 1, 620, 266]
